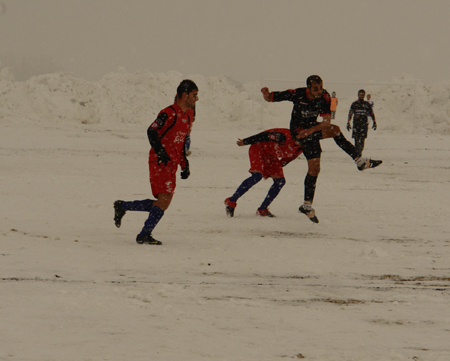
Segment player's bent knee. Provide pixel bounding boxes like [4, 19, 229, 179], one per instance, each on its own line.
[276, 177, 286, 186]
[154, 193, 173, 211]
[330, 124, 341, 135]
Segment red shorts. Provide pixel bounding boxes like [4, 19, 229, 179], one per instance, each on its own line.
[248, 144, 284, 179]
[148, 160, 178, 197]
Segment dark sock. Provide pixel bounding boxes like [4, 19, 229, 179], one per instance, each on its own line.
[304, 174, 317, 203]
[355, 138, 365, 157]
[122, 199, 154, 212]
[259, 177, 286, 210]
[139, 205, 164, 236]
[334, 133, 358, 159]
[230, 172, 263, 202]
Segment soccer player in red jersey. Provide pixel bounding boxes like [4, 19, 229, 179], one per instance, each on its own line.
[224, 128, 303, 218]
[114, 79, 198, 245]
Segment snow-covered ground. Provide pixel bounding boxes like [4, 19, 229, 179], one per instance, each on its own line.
[1, 69, 449, 361]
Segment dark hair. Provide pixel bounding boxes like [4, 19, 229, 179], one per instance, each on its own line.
[177, 79, 198, 98]
[358, 89, 366, 94]
[306, 75, 323, 88]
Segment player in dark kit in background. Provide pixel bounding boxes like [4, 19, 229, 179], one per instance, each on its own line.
[261, 75, 382, 223]
[113, 79, 199, 245]
[347, 89, 377, 157]
[224, 128, 303, 218]
[367, 94, 374, 108]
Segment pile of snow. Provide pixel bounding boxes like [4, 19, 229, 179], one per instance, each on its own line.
[1, 66, 449, 134]
[369, 74, 450, 134]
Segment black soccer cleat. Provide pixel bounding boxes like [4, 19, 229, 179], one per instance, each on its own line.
[367, 159, 383, 169]
[299, 204, 319, 223]
[225, 205, 235, 217]
[114, 200, 126, 228]
[136, 234, 162, 245]
[356, 157, 383, 171]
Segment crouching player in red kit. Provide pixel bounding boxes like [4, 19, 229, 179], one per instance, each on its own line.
[113, 79, 198, 245]
[224, 128, 303, 218]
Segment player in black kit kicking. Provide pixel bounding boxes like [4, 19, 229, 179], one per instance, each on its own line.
[261, 75, 382, 223]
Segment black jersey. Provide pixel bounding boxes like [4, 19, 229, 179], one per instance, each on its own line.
[271, 87, 331, 137]
[348, 100, 374, 123]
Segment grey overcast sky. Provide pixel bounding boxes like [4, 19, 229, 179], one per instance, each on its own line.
[1, 0, 449, 85]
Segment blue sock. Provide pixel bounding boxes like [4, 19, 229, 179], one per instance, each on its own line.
[259, 177, 286, 210]
[230, 172, 263, 202]
[139, 205, 165, 237]
[122, 199, 154, 212]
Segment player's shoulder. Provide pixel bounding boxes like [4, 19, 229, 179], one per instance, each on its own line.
[322, 89, 331, 101]
[285, 87, 306, 96]
[263, 128, 290, 142]
[159, 104, 178, 117]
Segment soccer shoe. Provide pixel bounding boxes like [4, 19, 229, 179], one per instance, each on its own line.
[113, 200, 126, 228]
[356, 157, 383, 171]
[256, 208, 275, 217]
[299, 204, 319, 223]
[224, 198, 237, 217]
[136, 234, 162, 245]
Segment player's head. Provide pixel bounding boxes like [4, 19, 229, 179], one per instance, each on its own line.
[306, 75, 323, 99]
[177, 79, 199, 108]
[358, 89, 366, 100]
[177, 79, 198, 98]
[306, 75, 323, 88]
[332, 91, 336, 97]
[367, 94, 371, 100]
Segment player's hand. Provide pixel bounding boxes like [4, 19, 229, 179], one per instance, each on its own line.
[372, 123, 377, 130]
[180, 158, 190, 179]
[180, 166, 190, 179]
[261, 87, 271, 102]
[237, 138, 244, 146]
[346, 123, 351, 131]
[157, 149, 171, 165]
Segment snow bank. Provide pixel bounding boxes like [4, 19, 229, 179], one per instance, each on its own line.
[369, 74, 450, 135]
[1, 66, 449, 134]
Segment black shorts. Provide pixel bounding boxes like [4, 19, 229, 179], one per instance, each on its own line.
[300, 131, 323, 160]
[352, 123, 368, 139]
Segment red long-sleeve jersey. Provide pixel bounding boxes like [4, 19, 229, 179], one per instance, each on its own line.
[148, 102, 194, 168]
[243, 128, 303, 165]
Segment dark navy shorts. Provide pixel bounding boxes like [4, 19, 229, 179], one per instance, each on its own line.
[300, 130, 323, 160]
